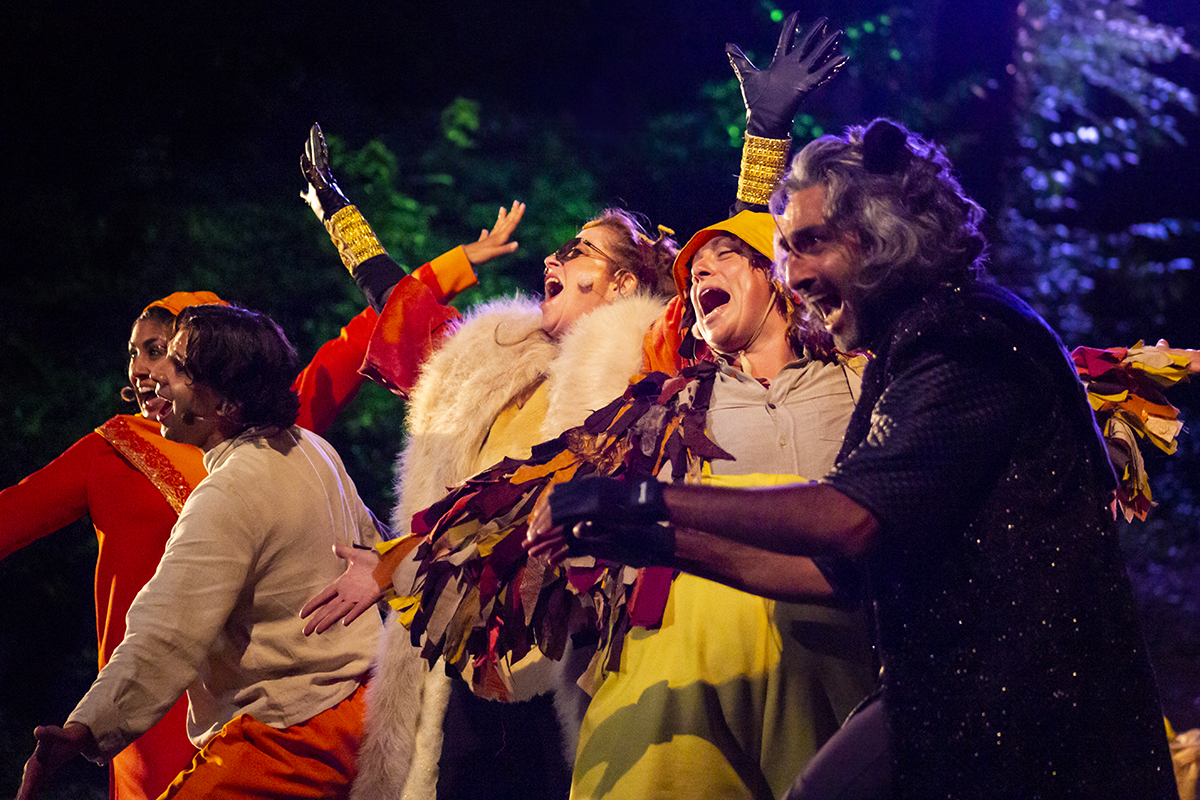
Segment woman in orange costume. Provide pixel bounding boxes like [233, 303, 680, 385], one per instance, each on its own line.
[0, 290, 390, 800]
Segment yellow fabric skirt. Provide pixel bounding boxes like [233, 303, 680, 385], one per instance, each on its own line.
[570, 472, 875, 800]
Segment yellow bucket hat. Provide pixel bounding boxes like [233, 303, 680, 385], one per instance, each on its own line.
[671, 210, 778, 297]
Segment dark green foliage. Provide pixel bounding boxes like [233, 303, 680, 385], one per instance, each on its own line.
[2, 2, 1198, 795]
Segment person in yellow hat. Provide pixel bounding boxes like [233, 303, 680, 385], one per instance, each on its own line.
[559, 210, 876, 800]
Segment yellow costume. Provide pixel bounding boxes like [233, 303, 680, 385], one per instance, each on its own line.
[573, 473, 874, 800]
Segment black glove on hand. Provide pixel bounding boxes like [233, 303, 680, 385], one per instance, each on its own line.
[301, 122, 350, 221]
[551, 476, 676, 567]
[726, 13, 847, 138]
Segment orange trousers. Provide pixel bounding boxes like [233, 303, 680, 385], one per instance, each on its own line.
[159, 683, 367, 800]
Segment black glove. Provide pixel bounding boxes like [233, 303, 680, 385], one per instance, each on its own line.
[726, 13, 847, 139]
[551, 476, 676, 567]
[301, 122, 351, 221]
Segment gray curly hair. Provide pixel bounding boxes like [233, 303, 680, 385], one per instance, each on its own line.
[772, 118, 987, 296]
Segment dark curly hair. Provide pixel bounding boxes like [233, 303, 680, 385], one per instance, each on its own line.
[583, 208, 678, 299]
[773, 118, 987, 297]
[174, 304, 301, 431]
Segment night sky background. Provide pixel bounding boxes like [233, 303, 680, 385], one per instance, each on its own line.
[2, 0, 1198, 795]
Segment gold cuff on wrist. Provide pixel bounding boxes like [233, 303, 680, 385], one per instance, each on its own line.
[737, 134, 791, 207]
[324, 205, 386, 273]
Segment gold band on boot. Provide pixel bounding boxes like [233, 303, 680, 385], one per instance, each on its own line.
[324, 206, 386, 273]
[737, 135, 791, 206]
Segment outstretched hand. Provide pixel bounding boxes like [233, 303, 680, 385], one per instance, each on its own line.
[17, 722, 93, 800]
[462, 201, 526, 267]
[300, 122, 351, 222]
[726, 13, 847, 138]
[300, 541, 385, 635]
[1153, 339, 1200, 374]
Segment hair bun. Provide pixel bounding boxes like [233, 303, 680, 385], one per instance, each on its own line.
[862, 119, 911, 175]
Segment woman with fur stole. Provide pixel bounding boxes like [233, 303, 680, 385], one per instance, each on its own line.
[300, 124, 678, 797]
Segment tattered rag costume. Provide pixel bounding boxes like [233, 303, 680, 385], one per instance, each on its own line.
[822, 282, 1176, 798]
[570, 356, 876, 800]
[398, 354, 877, 800]
[1072, 340, 1190, 520]
[0, 304, 377, 800]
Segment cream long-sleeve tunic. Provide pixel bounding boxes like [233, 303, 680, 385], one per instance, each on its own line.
[69, 426, 382, 762]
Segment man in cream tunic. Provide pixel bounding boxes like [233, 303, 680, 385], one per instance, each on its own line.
[17, 305, 381, 800]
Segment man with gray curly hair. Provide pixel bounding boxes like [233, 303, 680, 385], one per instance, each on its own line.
[773, 118, 988, 354]
[528, 119, 1176, 798]
[770, 119, 1176, 798]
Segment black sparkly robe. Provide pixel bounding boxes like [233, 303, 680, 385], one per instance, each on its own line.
[825, 282, 1175, 798]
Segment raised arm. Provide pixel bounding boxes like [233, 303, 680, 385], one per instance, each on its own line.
[301, 122, 526, 397]
[727, 13, 846, 212]
[359, 202, 526, 396]
[302, 122, 403, 311]
[291, 307, 378, 434]
[301, 122, 522, 311]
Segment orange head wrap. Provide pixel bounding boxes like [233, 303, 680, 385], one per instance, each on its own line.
[142, 291, 229, 318]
